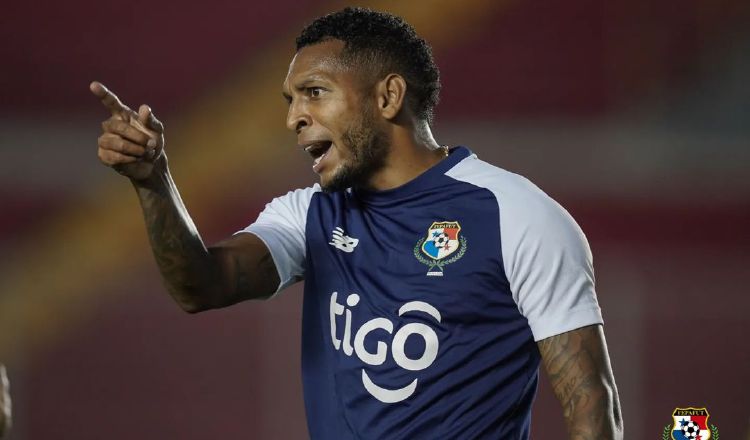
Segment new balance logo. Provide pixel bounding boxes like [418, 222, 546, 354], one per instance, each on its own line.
[329, 227, 358, 253]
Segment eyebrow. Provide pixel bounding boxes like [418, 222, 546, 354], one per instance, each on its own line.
[282, 74, 333, 103]
[296, 76, 331, 89]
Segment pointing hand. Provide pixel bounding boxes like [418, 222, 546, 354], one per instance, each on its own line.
[90, 81, 166, 181]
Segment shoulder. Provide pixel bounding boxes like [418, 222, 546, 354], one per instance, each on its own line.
[446, 153, 546, 197]
[256, 184, 322, 222]
[240, 184, 323, 241]
[445, 154, 572, 228]
[270, 184, 322, 206]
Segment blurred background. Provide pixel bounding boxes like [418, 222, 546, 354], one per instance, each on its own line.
[1, 0, 748, 438]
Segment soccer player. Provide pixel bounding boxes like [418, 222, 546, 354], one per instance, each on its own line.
[0, 364, 10, 438]
[92, 7, 623, 439]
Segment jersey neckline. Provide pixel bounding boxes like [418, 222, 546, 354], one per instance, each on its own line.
[352, 146, 473, 203]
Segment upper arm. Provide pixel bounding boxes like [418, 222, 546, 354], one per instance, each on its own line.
[497, 176, 603, 340]
[445, 160, 602, 337]
[452, 167, 618, 436]
[206, 232, 280, 306]
[223, 185, 319, 303]
[537, 324, 623, 440]
[235, 185, 320, 293]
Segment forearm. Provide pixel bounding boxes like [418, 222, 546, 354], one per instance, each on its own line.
[91, 84, 262, 310]
[132, 161, 220, 312]
[539, 325, 624, 440]
[563, 381, 622, 439]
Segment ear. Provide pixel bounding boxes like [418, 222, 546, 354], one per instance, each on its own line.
[376, 74, 407, 120]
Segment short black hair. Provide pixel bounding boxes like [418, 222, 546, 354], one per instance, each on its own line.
[296, 7, 441, 124]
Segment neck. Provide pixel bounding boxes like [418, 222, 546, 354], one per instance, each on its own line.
[365, 120, 447, 191]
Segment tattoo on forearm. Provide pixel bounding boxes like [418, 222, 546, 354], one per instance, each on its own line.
[136, 174, 214, 306]
[135, 173, 277, 309]
[538, 325, 623, 440]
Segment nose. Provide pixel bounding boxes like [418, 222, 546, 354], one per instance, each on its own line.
[286, 100, 311, 133]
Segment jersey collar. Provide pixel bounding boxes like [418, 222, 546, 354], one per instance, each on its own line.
[353, 146, 473, 203]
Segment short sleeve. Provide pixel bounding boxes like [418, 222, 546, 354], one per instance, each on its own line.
[444, 155, 603, 341]
[236, 185, 320, 294]
[500, 188, 603, 341]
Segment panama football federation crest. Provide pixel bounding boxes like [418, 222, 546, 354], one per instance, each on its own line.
[413, 221, 467, 276]
[662, 407, 719, 440]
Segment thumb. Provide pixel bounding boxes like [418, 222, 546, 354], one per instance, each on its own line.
[138, 104, 164, 133]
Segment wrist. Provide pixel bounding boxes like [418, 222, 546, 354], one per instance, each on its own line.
[130, 154, 170, 190]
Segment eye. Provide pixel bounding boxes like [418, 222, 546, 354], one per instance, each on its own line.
[307, 87, 324, 98]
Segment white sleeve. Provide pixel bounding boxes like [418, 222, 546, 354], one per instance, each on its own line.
[446, 156, 603, 341]
[499, 184, 603, 341]
[235, 185, 320, 294]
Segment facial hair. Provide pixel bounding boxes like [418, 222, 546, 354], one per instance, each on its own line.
[322, 104, 390, 193]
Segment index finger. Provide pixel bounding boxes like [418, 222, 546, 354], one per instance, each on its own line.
[89, 81, 131, 116]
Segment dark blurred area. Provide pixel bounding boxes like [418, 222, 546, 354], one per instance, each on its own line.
[0, 0, 748, 438]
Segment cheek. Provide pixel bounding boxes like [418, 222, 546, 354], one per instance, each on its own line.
[314, 107, 348, 139]
[329, 142, 351, 166]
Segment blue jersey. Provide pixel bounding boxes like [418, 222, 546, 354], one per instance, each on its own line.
[240, 147, 603, 439]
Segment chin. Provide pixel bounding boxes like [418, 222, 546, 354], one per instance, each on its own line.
[317, 172, 338, 193]
[319, 178, 346, 193]
[319, 166, 355, 193]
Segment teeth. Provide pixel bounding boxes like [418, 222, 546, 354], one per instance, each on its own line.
[304, 142, 325, 154]
[314, 148, 327, 166]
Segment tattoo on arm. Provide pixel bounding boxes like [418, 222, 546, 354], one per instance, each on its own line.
[537, 325, 623, 440]
[135, 171, 215, 311]
[133, 171, 278, 311]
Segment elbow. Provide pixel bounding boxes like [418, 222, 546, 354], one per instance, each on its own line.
[601, 372, 624, 438]
[610, 384, 624, 439]
[174, 292, 214, 314]
[178, 301, 208, 314]
[596, 381, 624, 440]
[566, 382, 624, 440]
[165, 285, 213, 314]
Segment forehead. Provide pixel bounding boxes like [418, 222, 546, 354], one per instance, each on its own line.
[284, 39, 348, 86]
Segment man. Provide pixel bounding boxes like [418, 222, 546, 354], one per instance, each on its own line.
[0, 364, 10, 438]
[92, 7, 622, 439]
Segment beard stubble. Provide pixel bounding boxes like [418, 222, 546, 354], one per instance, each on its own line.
[322, 104, 390, 193]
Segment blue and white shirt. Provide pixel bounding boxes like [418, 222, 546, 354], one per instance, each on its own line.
[239, 146, 603, 439]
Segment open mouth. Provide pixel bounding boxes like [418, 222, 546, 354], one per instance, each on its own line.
[304, 141, 333, 171]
